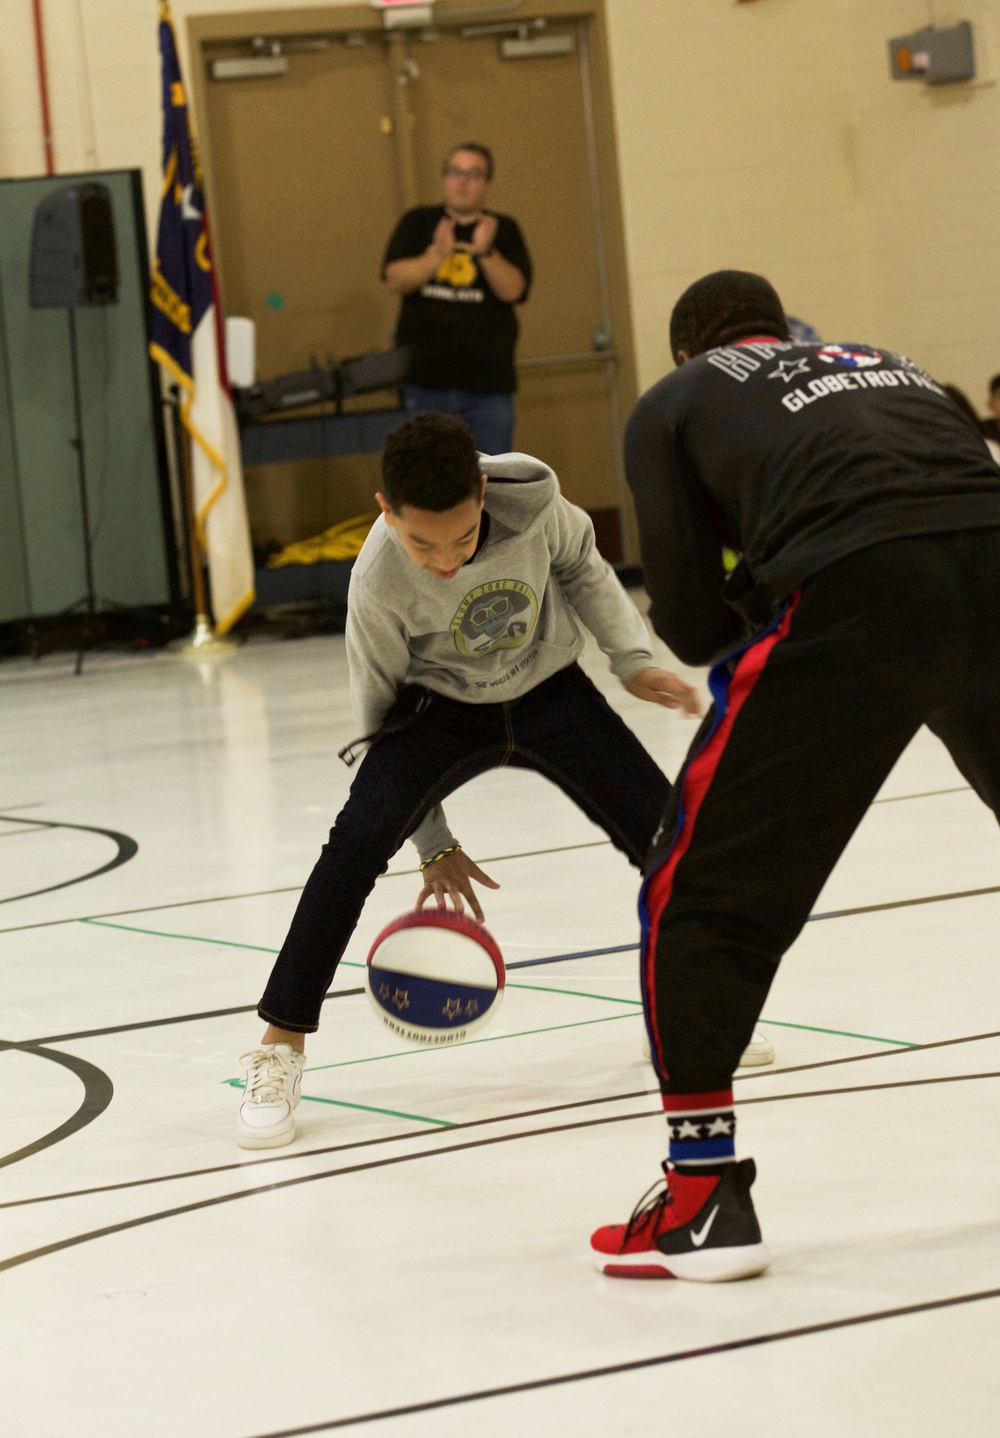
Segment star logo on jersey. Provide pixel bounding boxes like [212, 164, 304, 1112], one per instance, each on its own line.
[767, 357, 811, 383]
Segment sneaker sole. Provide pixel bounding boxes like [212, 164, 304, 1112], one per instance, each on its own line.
[737, 1045, 775, 1067]
[593, 1242, 770, 1283]
[235, 1114, 296, 1149]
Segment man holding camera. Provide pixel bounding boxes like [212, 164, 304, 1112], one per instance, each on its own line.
[382, 143, 532, 454]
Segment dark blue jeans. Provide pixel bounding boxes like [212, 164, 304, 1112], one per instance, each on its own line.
[404, 385, 515, 454]
[259, 663, 669, 1032]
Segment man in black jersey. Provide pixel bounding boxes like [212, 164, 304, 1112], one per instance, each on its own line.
[382, 143, 531, 454]
[590, 270, 1000, 1282]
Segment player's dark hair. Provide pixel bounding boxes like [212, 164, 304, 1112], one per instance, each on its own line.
[990, 372, 1000, 396]
[670, 270, 790, 363]
[381, 413, 483, 513]
[444, 142, 494, 181]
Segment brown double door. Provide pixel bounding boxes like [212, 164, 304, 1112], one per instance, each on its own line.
[200, 15, 635, 559]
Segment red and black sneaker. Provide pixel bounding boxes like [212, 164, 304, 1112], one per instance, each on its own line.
[591, 1158, 769, 1282]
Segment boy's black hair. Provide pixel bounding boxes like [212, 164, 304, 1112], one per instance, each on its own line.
[381, 413, 483, 513]
[670, 270, 790, 364]
[444, 142, 494, 181]
[990, 373, 1000, 396]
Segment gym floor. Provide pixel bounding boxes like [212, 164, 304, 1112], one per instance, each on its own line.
[2, 601, 999, 1436]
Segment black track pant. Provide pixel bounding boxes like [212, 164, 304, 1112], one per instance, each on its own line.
[642, 528, 1000, 1095]
[260, 663, 670, 1032]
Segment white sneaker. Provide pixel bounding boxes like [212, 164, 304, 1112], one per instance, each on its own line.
[640, 1028, 775, 1068]
[738, 1030, 775, 1067]
[236, 1044, 305, 1149]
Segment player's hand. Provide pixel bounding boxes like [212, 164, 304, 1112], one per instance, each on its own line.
[624, 666, 703, 717]
[472, 214, 499, 256]
[416, 850, 500, 922]
[430, 217, 455, 260]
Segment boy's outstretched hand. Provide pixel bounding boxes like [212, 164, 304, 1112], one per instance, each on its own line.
[624, 666, 703, 717]
[416, 849, 501, 923]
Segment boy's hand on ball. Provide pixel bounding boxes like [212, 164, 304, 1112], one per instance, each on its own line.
[625, 666, 703, 717]
[416, 851, 500, 923]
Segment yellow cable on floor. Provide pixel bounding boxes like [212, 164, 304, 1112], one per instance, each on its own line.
[266, 513, 378, 568]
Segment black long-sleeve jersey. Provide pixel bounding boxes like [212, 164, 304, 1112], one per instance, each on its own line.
[625, 338, 1000, 665]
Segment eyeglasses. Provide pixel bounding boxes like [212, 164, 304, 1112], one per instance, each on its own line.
[443, 165, 488, 181]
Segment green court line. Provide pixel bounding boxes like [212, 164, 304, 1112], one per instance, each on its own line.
[83, 917, 919, 1053]
[299, 1094, 455, 1127]
[761, 1018, 917, 1047]
[223, 1078, 454, 1128]
[81, 918, 283, 955]
[80, 920, 641, 1012]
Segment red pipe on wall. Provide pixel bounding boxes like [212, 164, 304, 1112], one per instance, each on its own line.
[31, 0, 56, 175]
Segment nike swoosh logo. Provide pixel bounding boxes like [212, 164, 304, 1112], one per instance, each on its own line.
[690, 1204, 720, 1248]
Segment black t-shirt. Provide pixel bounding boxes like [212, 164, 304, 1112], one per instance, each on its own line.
[382, 205, 532, 394]
[625, 339, 1000, 665]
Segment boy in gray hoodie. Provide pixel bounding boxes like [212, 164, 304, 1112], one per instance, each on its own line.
[236, 413, 702, 1148]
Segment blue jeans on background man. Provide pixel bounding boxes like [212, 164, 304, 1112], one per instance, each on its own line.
[404, 385, 515, 455]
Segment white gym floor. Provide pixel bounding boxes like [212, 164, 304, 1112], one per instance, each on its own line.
[2, 601, 999, 1437]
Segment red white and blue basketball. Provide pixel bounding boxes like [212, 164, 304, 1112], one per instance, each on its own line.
[365, 909, 505, 1046]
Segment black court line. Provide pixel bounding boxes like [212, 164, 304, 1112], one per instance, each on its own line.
[0, 839, 609, 936]
[810, 882, 1000, 923]
[872, 784, 971, 804]
[242, 1285, 1000, 1435]
[27, 986, 365, 1047]
[6, 1047, 1000, 1213]
[0, 782, 976, 936]
[7, 870, 1000, 939]
[0, 815, 137, 907]
[3, 1066, 999, 1273]
[0, 1042, 113, 1170]
[0, 1086, 660, 1211]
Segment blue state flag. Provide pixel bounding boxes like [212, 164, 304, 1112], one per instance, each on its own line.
[149, 0, 254, 633]
[149, 2, 212, 389]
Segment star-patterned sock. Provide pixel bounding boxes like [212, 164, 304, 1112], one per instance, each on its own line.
[663, 1090, 736, 1168]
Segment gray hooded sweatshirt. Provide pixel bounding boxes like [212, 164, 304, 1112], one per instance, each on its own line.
[346, 453, 654, 861]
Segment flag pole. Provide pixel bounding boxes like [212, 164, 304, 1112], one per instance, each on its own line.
[167, 393, 239, 657]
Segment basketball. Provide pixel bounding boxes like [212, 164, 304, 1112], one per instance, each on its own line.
[365, 909, 505, 1046]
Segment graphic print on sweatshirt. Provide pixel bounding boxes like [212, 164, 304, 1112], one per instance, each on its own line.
[450, 580, 538, 658]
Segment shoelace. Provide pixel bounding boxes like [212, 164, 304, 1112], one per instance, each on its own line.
[621, 1167, 675, 1246]
[239, 1048, 298, 1104]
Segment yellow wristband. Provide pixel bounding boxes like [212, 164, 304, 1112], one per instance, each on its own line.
[419, 845, 462, 873]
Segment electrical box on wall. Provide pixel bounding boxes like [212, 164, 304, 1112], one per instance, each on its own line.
[889, 21, 976, 85]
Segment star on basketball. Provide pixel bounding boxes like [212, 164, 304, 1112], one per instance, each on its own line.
[442, 997, 463, 1020]
[391, 988, 410, 1011]
[768, 357, 811, 383]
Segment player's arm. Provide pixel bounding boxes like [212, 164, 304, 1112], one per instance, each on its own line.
[347, 576, 500, 917]
[382, 214, 454, 296]
[547, 498, 701, 716]
[347, 579, 456, 851]
[624, 396, 744, 666]
[473, 215, 530, 304]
